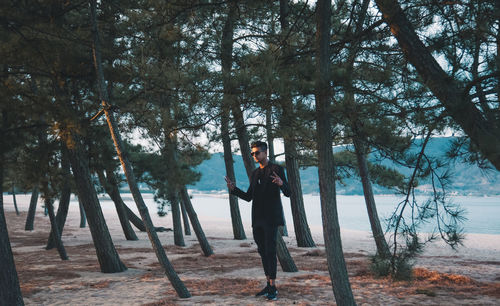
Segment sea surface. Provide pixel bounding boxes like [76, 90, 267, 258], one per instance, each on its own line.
[112, 193, 500, 235]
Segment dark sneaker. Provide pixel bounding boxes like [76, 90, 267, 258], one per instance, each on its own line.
[267, 286, 278, 301]
[255, 284, 271, 297]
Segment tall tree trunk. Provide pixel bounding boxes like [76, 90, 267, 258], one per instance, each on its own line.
[90, 0, 190, 296]
[374, 0, 500, 170]
[97, 169, 138, 241]
[179, 187, 214, 256]
[0, 110, 24, 306]
[179, 193, 191, 236]
[221, 0, 247, 241]
[46, 145, 72, 250]
[78, 197, 86, 228]
[343, 0, 389, 258]
[66, 135, 126, 273]
[11, 184, 19, 215]
[278, 0, 314, 246]
[125, 204, 146, 231]
[315, 0, 356, 304]
[353, 139, 391, 258]
[24, 186, 39, 231]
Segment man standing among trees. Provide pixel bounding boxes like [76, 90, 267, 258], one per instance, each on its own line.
[225, 141, 290, 301]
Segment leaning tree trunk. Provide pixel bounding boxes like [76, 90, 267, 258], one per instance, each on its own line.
[179, 193, 191, 236]
[315, 0, 356, 304]
[375, 0, 500, 170]
[221, 0, 247, 241]
[24, 186, 39, 231]
[66, 136, 126, 273]
[353, 139, 391, 258]
[0, 111, 24, 306]
[179, 187, 213, 256]
[97, 169, 138, 241]
[46, 145, 72, 250]
[90, 0, 190, 297]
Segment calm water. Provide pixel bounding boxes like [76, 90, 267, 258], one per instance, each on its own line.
[114, 194, 500, 235]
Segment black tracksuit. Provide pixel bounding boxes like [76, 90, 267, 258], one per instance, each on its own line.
[231, 162, 290, 279]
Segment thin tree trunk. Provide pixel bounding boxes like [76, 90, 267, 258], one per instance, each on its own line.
[90, 0, 190, 296]
[179, 194, 191, 236]
[221, 0, 246, 241]
[24, 186, 39, 231]
[374, 0, 500, 170]
[0, 109, 24, 306]
[353, 139, 391, 258]
[78, 197, 86, 228]
[11, 184, 19, 215]
[315, 0, 356, 304]
[46, 145, 72, 250]
[125, 204, 146, 231]
[97, 169, 138, 241]
[179, 187, 213, 256]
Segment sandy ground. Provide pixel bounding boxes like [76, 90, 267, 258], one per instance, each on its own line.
[4, 194, 500, 305]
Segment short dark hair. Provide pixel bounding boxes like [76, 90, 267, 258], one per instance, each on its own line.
[251, 141, 267, 152]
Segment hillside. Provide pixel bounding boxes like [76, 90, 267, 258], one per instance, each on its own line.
[188, 137, 500, 196]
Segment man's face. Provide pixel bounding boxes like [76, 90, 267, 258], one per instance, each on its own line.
[251, 147, 267, 163]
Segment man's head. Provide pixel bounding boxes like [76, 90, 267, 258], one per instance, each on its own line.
[251, 141, 268, 162]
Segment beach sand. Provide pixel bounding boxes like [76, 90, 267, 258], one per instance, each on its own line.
[4, 194, 500, 305]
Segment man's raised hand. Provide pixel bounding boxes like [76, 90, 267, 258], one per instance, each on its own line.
[270, 171, 283, 187]
[224, 176, 235, 191]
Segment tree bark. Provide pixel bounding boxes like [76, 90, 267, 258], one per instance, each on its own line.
[24, 186, 39, 231]
[78, 197, 86, 228]
[179, 187, 214, 256]
[46, 145, 72, 250]
[221, 0, 247, 241]
[315, 0, 356, 304]
[90, 0, 190, 296]
[97, 169, 138, 241]
[179, 192, 191, 236]
[374, 0, 500, 170]
[0, 110, 24, 306]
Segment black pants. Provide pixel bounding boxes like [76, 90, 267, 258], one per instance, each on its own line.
[252, 225, 278, 279]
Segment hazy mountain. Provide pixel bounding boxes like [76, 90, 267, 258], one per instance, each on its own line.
[188, 137, 500, 196]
